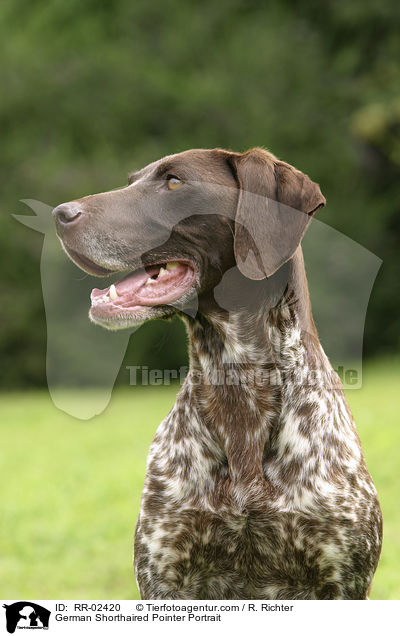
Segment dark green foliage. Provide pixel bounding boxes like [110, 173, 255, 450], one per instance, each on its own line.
[1, 0, 399, 387]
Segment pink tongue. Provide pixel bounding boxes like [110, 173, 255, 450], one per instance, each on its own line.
[114, 267, 151, 294]
[91, 267, 151, 301]
[91, 263, 194, 308]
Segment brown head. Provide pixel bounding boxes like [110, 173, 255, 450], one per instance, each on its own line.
[52, 147, 325, 329]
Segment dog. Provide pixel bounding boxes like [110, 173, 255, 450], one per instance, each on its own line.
[53, 147, 382, 599]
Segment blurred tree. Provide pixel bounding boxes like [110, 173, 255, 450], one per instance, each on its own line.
[1, 0, 399, 387]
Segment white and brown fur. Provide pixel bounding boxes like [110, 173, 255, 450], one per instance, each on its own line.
[53, 147, 382, 599]
[135, 252, 382, 599]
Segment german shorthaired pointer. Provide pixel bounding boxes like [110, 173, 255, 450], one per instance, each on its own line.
[53, 147, 382, 600]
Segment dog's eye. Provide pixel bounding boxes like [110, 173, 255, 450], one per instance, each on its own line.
[167, 176, 183, 191]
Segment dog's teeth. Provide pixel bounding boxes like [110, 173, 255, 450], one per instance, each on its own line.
[109, 284, 118, 300]
[158, 267, 167, 277]
[145, 277, 155, 285]
[166, 262, 179, 271]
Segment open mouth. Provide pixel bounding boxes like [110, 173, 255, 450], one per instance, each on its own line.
[89, 260, 196, 325]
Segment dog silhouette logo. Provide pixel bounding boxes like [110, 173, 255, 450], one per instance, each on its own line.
[2, 602, 50, 633]
[14, 198, 381, 420]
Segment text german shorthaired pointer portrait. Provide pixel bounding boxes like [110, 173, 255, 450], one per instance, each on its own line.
[53, 147, 382, 599]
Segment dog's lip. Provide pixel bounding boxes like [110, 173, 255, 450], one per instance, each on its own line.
[62, 246, 119, 276]
[90, 259, 197, 317]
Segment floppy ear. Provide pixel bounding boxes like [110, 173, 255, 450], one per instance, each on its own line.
[229, 148, 326, 279]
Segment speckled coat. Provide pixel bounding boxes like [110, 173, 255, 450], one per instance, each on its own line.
[134, 251, 382, 600]
[52, 145, 382, 599]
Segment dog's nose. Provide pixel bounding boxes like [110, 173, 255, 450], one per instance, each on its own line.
[52, 203, 83, 226]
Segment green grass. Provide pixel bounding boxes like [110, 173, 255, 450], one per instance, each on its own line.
[1, 360, 399, 599]
[344, 359, 400, 600]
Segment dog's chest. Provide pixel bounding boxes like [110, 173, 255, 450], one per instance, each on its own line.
[134, 307, 381, 600]
[134, 378, 380, 600]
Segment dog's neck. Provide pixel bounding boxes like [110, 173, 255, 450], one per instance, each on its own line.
[183, 247, 324, 486]
[186, 247, 319, 376]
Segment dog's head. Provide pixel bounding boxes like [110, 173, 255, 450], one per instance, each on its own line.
[53, 148, 325, 329]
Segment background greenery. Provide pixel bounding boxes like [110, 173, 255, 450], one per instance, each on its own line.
[0, 0, 399, 601]
[1, 0, 400, 385]
[1, 359, 399, 600]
